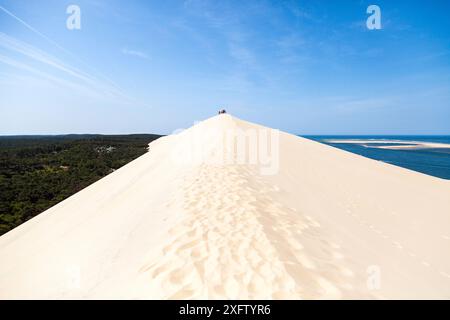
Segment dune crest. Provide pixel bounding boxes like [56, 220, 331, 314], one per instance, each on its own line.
[0, 114, 449, 299]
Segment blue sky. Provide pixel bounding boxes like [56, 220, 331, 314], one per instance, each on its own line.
[0, 0, 449, 135]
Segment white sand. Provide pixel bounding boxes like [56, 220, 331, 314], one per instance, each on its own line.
[0, 114, 450, 299]
[326, 139, 450, 150]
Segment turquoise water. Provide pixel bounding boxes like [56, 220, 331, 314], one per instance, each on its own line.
[303, 136, 450, 180]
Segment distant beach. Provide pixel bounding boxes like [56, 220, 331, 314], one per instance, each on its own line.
[306, 136, 450, 180]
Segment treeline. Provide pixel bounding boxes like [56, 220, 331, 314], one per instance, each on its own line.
[0, 134, 161, 235]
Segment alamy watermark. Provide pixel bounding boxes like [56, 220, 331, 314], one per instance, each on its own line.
[66, 5, 81, 30]
[170, 116, 280, 175]
[367, 5, 382, 30]
[65, 4, 381, 31]
[367, 265, 381, 290]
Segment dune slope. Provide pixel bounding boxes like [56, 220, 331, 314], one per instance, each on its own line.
[0, 114, 449, 299]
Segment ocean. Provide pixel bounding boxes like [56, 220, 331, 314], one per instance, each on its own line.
[303, 136, 450, 180]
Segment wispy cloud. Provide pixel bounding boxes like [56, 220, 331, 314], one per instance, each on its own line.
[0, 32, 128, 100]
[183, 0, 254, 62]
[332, 96, 397, 113]
[227, 42, 255, 67]
[0, 53, 103, 98]
[275, 33, 309, 64]
[0, 5, 153, 108]
[284, 1, 319, 23]
[182, 0, 268, 88]
[0, 4, 121, 90]
[121, 48, 149, 59]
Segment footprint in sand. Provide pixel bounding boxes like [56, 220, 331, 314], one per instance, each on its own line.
[139, 165, 371, 299]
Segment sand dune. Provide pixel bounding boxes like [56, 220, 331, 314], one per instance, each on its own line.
[0, 114, 449, 299]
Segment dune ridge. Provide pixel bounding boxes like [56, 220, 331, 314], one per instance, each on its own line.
[0, 114, 449, 299]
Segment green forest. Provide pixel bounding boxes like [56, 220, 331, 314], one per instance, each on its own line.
[0, 134, 161, 236]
